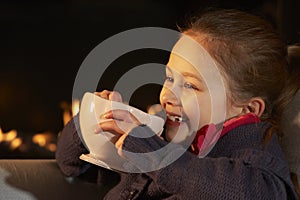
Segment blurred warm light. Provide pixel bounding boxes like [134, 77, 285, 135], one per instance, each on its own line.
[33, 135, 46, 146]
[5, 130, 17, 142]
[0, 99, 80, 156]
[10, 138, 22, 150]
[0, 128, 3, 142]
[61, 99, 79, 126]
[0, 128, 17, 142]
[62, 111, 72, 126]
[72, 99, 80, 117]
[32, 132, 53, 147]
[61, 101, 71, 126]
[1, 123, 58, 155]
[47, 143, 57, 152]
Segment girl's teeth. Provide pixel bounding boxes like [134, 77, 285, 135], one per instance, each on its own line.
[168, 115, 183, 122]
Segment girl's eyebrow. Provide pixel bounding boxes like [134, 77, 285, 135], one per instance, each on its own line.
[166, 66, 172, 73]
[181, 72, 203, 83]
[166, 66, 203, 83]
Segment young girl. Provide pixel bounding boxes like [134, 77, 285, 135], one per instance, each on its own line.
[56, 9, 300, 199]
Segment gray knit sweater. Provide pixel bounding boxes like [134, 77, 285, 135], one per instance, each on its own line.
[56, 116, 298, 199]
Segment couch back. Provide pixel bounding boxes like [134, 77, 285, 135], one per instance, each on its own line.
[0, 159, 109, 200]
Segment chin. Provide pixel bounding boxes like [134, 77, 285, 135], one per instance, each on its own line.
[165, 128, 178, 142]
[165, 123, 192, 143]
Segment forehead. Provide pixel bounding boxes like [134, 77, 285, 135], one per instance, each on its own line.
[169, 35, 226, 89]
[170, 35, 215, 73]
[167, 53, 202, 80]
[167, 35, 216, 81]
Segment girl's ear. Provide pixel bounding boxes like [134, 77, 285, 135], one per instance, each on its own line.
[242, 97, 265, 117]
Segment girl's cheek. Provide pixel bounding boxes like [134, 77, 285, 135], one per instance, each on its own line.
[183, 91, 214, 130]
[181, 96, 201, 131]
[159, 90, 165, 106]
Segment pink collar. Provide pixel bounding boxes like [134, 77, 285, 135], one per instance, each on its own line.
[190, 113, 261, 155]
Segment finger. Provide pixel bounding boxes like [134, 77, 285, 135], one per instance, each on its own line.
[115, 134, 127, 157]
[97, 118, 139, 138]
[94, 90, 111, 99]
[108, 91, 123, 102]
[102, 110, 141, 124]
[94, 90, 123, 102]
[96, 120, 125, 135]
[94, 118, 113, 133]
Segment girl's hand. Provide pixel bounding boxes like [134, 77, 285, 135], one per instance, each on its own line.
[94, 90, 123, 102]
[96, 109, 142, 156]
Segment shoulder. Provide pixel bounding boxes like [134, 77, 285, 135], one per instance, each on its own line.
[209, 121, 293, 180]
[209, 122, 277, 156]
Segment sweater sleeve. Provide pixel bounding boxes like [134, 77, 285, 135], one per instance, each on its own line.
[55, 115, 90, 177]
[56, 115, 121, 187]
[122, 126, 296, 199]
[151, 150, 293, 199]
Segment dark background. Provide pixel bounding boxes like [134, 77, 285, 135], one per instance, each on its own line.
[1, 0, 299, 158]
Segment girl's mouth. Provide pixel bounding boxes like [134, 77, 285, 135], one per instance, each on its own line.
[166, 114, 188, 126]
[167, 115, 183, 122]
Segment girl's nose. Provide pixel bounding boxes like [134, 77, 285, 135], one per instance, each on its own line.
[160, 87, 180, 106]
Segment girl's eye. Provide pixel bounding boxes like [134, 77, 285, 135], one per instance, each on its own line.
[183, 82, 198, 90]
[165, 76, 174, 83]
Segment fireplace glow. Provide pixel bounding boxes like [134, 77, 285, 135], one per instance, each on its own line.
[72, 99, 80, 117]
[0, 128, 17, 143]
[61, 99, 80, 125]
[0, 99, 79, 157]
[10, 138, 22, 150]
[32, 132, 56, 152]
[0, 128, 23, 151]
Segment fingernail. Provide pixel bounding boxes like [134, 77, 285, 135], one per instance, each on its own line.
[94, 127, 101, 133]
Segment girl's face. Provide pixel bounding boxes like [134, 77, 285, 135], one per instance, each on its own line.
[160, 47, 242, 142]
[160, 53, 211, 142]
